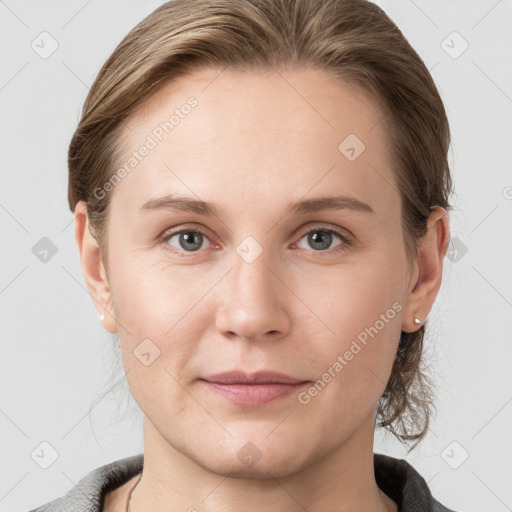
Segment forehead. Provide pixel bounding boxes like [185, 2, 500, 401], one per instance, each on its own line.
[125, 66, 387, 146]
[111, 66, 398, 219]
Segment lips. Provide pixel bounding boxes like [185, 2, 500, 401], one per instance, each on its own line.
[202, 370, 307, 385]
[200, 371, 310, 405]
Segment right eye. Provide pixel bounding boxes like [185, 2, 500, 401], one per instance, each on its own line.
[163, 229, 214, 253]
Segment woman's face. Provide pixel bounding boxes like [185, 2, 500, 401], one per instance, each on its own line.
[95, 67, 422, 475]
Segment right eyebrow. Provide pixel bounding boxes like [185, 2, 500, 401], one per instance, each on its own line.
[141, 195, 221, 217]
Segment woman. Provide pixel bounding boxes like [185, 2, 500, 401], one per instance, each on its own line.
[29, 0, 457, 510]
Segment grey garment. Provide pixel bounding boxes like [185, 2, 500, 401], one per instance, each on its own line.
[27, 452, 458, 512]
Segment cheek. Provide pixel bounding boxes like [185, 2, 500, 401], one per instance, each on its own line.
[312, 254, 404, 339]
[301, 302, 402, 428]
[109, 252, 207, 332]
[110, 254, 218, 397]
[304, 253, 404, 396]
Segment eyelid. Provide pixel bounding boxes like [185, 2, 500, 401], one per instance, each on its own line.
[295, 223, 352, 241]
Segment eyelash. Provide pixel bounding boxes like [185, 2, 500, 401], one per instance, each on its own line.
[158, 225, 352, 257]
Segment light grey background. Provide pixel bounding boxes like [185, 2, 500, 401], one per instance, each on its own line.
[1, 1, 511, 511]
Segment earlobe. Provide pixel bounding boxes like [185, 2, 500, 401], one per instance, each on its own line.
[401, 206, 450, 334]
[74, 201, 118, 334]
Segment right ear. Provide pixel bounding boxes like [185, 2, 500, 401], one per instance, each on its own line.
[74, 200, 118, 333]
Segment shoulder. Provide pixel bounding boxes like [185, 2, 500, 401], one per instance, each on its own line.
[374, 452, 458, 512]
[26, 453, 144, 512]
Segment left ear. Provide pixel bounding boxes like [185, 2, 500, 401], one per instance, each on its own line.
[402, 206, 450, 333]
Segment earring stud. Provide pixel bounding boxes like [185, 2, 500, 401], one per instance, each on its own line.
[98, 311, 106, 321]
[414, 316, 421, 325]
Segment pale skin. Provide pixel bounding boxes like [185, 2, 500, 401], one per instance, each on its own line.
[75, 67, 450, 512]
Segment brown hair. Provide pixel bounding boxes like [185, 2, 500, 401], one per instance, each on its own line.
[69, 0, 453, 451]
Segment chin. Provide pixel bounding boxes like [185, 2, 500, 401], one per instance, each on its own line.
[199, 452, 306, 480]
[187, 432, 313, 479]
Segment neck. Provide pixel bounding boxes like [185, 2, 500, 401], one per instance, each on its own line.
[128, 412, 396, 512]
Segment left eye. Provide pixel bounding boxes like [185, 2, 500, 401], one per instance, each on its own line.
[296, 228, 347, 252]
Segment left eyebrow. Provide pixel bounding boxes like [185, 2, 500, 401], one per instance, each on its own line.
[140, 193, 375, 217]
[290, 195, 375, 215]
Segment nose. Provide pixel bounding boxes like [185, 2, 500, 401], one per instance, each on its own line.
[215, 245, 291, 342]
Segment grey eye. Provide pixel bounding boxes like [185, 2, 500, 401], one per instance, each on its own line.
[297, 229, 343, 251]
[167, 230, 208, 252]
